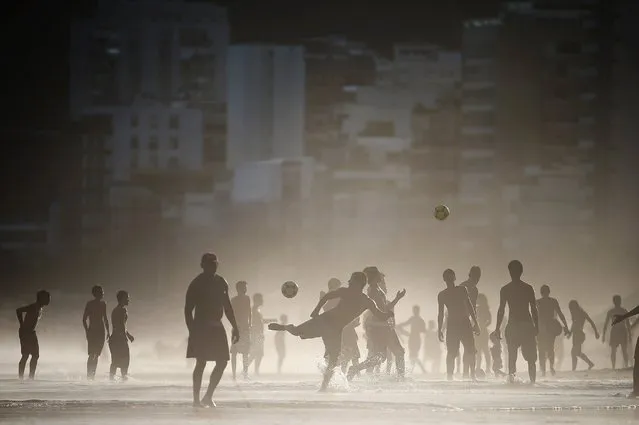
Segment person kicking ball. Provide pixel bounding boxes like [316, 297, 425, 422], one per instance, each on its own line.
[269, 271, 405, 391]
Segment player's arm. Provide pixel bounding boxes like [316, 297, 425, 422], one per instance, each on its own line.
[612, 305, 639, 325]
[365, 296, 392, 320]
[311, 288, 343, 317]
[602, 310, 611, 342]
[184, 284, 196, 332]
[16, 305, 27, 327]
[82, 303, 90, 332]
[584, 310, 599, 338]
[437, 293, 445, 341]
[529, 287, 539, 334]
[555, 299, 569, 332]
[102, 302, 110, 338]
[493, 287, 507, 337]
[387, 289, 406, 311]
[222, 281, 238, 330]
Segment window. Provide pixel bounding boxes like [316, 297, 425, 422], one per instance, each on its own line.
[149, 114, 159, 129]
[169, 115, 180, 130]
[130, 135, 139, 149]
[130, 114, 139, 127]
[149, 135, 159, 150]
[169, 136, 179, 150]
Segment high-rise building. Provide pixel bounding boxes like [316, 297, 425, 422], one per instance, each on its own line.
[70, 0, 229, 118]
[458, 1, 608, 265]
[226, 44, 306, 169]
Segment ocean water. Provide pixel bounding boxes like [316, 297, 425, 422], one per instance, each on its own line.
[0, 367, 636, 425]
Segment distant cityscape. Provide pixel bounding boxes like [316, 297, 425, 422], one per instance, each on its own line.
[1, 0, 638, 293]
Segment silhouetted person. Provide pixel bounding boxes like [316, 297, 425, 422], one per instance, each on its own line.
[248, 293, 274, 376]
[347, 267, 406, 380]
[492, 260, 539, 384]
[612, 305, 639, 398]
[603, 295, 631, 369]
[397, 305, 427, 374]
[422, 320, 441, 374]
[83, 285, 110, 380]
[475, 293, 492, 375]
[555, 333, 565, 371]
[536, 284, 569, 377]
[109, 290, 134, 380]
[230, 281, 251, 380]
[275, 314, 287, 374]
[437, 269, 480, 381]
[567, 300, 599, 371]
[269, 272, 399, 391]
[185, 253, 239, 408]
[489, 331, 505, 377]
[16, 290, 51, 380]
[323, 278, 361, 373]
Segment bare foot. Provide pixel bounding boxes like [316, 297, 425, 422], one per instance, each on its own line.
[201, 398, 216, 408]
[627, 392, 638, 399]
[193, 401, 207, 408]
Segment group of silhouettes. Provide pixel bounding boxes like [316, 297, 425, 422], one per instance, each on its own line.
[14, 253, 639, 408]
[15, 287, 133, 381]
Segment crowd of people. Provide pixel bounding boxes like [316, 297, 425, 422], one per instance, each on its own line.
[13, 252, 639, 408]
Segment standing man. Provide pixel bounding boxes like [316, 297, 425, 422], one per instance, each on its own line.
[83, 285, 110, 380]
[460, 266, 480, 378]
[602, 295, 632, 370]
[230, 281, 251, 380]
[492, 260, 539, 384]
[536, 284, 569, 377]
[437, 269, 480, 381]
[612, 306, 639, 398]
[185, 253, 240, 408]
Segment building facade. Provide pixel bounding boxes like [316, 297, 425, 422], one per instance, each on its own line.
[226, 44, 306, 169]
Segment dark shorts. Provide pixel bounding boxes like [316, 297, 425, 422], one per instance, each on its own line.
[446, 321, 475, 357]
[609, 330, 628, 348]
[19, 330, 39, 357]
[109, 333, 130, 369]
[537, 330, 556, 353]
[506, 321, 538, 362]
[87, 329, 106, 356]
[187, 322, 230, 362]
[367, 325, 390, 356]
[230, 329, 251, 355]
[296, 315, 343, 363]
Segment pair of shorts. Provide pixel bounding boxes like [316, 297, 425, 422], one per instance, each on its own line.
[296, 315, 343, 363]
[609, 329, 628, 348]
[87, 329, 106, 356]
[109, 333, 130, 369]
[537, 330, 556, 353]
[19, 330, 39, 357]
[186, 322, 230, 362]
[446, 321, 475, 357]
[506, 321, 538, 362]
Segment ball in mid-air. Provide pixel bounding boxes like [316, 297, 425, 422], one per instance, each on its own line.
[281, 281, 299, 298]
[434, 204, 450, 221]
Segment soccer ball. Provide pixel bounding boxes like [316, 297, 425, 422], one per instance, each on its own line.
[281, 281, 298, 298]
[434, 204, 450, 220]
